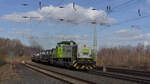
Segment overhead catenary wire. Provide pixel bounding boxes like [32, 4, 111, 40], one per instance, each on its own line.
[22, 0, 29, 6]
[57, 0, 65, 6]
[112, 0, 136, 9]
[107, 0, 139, 13]
[111, 14, 150, 26]
[131, 25, 141, 30]
[104, 0, 148, 26]
[108, 0, 150, 30]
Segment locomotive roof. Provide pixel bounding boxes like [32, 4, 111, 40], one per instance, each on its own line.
[57, 40, 76, 45]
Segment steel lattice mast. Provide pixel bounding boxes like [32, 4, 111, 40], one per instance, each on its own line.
[92, 21, 97, 61]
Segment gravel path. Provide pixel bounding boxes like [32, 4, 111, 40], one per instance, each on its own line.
[1, 64, 68, 84]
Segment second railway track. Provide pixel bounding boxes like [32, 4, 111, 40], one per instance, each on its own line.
[87, 69, 150, 84]
[101, 67, 150, 78]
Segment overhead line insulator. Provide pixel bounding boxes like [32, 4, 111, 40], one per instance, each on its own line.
[73, 2, 76, 11]
[138, 9, 141, 16]
[39, 1, 42, 10]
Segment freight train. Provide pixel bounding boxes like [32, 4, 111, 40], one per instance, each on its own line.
[31, 41, 96, 70]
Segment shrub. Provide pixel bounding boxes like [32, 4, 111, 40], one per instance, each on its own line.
[0, 56, 6, 66]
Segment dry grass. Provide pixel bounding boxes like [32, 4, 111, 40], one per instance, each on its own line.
[0, 55, 6, 66]
[97, 44, 150, 71]
[0, 64, 20, 84]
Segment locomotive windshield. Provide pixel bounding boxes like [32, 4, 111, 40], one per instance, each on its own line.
[82, 49, 89, 55]
[78, 44, 91, 58]
[83, 52, 89, 55]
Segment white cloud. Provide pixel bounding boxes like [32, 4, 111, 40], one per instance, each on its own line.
[114, 29, 150, 41]
[144, 41, 149, 46]
[0, 28, 3, 32]
[8, 29, 32, 37]
[1, 12, 43, 23]
[114, 29, 140, 37]
[31, 34, 88, 40]
[1, 3, 115, 25]
[140, 33, 150, 40]
[56, 34, 88, 40]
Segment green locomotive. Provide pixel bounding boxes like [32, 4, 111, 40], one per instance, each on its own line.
[32, 41, 96, 70]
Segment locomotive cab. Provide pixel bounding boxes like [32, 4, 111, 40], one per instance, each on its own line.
[78, 44, 91, 58]
[72, 44, 96, 70]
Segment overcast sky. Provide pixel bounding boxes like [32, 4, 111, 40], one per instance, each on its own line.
[0, 0, 150, 49]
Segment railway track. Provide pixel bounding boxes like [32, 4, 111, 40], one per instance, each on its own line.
[86, 67, 150, 84]
[23, 62, 96, 84]
[98, 67, 150, 78]
[89, 70, 150, 84]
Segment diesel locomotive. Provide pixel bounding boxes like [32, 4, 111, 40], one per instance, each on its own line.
[31, 41, 96, 70]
